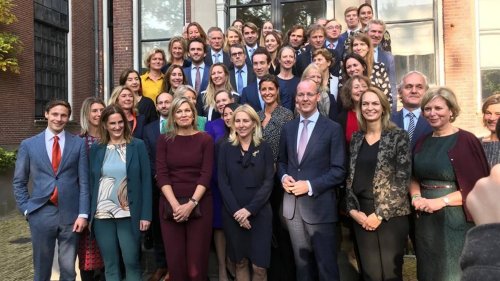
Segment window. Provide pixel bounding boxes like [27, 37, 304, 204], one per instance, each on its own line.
[34, 0, 69, 118]
[140, 0, 185, 71]
[478, 0, 500, 99]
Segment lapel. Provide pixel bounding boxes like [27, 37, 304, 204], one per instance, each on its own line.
[35, 131, 53, 172]
[126, 139, 135, 170]
[290, 119, 300, 165]
[394, 110, 404, 128]
[299, 116, 326, 164]
[58, 132, 77, 173]
[183, 66, 193, 85]
[94, 143, 106, 174]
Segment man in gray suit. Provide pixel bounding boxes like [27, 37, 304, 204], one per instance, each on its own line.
[13, 100, 89, 281]
[278, 79, 346, 281]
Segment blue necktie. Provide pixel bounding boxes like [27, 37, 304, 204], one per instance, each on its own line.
[237, 69, 244, 95]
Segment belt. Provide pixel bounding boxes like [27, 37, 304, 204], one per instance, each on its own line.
[421, 183, 454, 189]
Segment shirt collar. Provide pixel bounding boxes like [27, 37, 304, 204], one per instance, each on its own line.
[402, 107, 421, 119]
[45, 129, 65, 142]
[300, 110, 320, 123]
[192, 62, 205, 70]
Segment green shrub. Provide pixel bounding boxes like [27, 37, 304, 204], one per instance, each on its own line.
[0, 147, 16, 172]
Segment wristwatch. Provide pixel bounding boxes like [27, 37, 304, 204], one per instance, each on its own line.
[189, 198, 199, 206]
[442, 196, 450, 206]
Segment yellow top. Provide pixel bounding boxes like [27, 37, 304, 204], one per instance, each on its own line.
[140, 72, 164, 103]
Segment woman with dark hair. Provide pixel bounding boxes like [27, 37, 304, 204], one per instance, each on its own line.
[218, 104, 274, 281]
[119, 68, 157, 125]
[231, 19, 244, 31]
[79, 97, 106, 281]
[108, 85, 146, 139]
[338, 75, 370, 144]
[164, 64, 187, 95]
[313, 48, 340, 105]
[162, 36, 191, 73]
[479, 93, 500, 167]
[346, 87, 411, 281]
[264, 31, 282, 75]
[205, 92, 236, 281]
[259, 20, 274, 47]
[410, 87, 490, 281]
[89, 105, 152, 281]
[156, 97, 214, 281]
[277, 46, 300, 112]
[200, 63, 239, 121]
[187, 22, 208, 43]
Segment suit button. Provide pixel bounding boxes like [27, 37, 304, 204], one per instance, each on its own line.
[55, 176, 59, 180]
[298, 169, 301, 172]
[129, 201, 133, 205]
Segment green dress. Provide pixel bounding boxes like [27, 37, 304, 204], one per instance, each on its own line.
[413, 133, 473, 281]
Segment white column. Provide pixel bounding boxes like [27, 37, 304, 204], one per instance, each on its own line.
[216, 0, 228, 29]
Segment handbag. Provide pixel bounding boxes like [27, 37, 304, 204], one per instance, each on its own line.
[163, 197, 201, 221]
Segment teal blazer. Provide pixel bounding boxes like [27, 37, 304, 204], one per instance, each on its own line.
[89, 138, 152, 239]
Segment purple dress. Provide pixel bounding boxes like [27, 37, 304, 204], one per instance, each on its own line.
[205, 118, 227, 228]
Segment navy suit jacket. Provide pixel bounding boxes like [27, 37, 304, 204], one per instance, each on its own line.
[183, 64, 210, 93]
[13, 131, 90, 224]
[240, 81, 262, 111]
[229, 65, 256, 94]
[278, 115, 346, 224]
[89, 138, 152, 239]
[391, 110, 433, 149]
[295, 46, 338, 76]
[204, 48, 232, 69]
[143, 119, 161, 176]
[377, 46, 397, 111]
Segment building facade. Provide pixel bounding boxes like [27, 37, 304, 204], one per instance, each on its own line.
[0, 0, 498, 145]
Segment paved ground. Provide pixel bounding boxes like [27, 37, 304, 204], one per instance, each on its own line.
[0, 211, 417, 281]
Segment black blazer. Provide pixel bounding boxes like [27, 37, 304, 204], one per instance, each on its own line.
[143, 119, 161, 176]
[204, 48, 232, 69]
[391, 110, 433, 149]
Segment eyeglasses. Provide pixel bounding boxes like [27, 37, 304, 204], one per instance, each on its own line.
[231, 52, 244, 57]
[296, 93, 318, 99]
[326, 25, 341, 31]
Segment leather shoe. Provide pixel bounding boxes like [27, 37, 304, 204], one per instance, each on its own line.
[149, 268, 168, 281]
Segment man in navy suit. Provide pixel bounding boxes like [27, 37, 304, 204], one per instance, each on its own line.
[240, 47, 271, 112]
[295, 24, 338, 76]
[338, 6, 360, 52]
[367, 19, 397, 111]
[13, 100, 89, 281]
[278, 79, 346, 281]
[184, 38, 210, 94]
[228, 44, 256, 95]
[284, 24, 307, 55]
[205, 26, 232, 69]
[324, 19, 344, 63]
[391, 71, 432, 149]
[143, 92, 172, 281]
[242, 22, 259, 65]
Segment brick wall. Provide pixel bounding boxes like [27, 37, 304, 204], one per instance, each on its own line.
[112, 0, 134, 86]
[442, 0, 485, 135]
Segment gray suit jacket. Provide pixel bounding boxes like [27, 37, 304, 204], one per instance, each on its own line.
[13, 130, 90, 224]
[278, 115, 346, 224]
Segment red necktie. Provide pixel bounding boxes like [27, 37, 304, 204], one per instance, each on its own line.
[50, 135, 61, 205]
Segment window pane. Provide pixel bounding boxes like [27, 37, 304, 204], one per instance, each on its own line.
[230, 0, 269, 5]
[141, 0, 184, 40]
[377, 0, 433, 21]
[281, 1, 326, 32]
[388, 21, 436, 84]
[229, 5, 271, 29]
[481, 69, 500, 99]
[480, 34, 500, 68]
[479, 0, 500, 29]
[140, 41, 169, 72]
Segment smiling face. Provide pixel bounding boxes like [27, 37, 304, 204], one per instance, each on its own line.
[125, 72, 141, 93]
[359, 6, 373, 27]
[296, 80, 321, 118]
[361, 91, 383, 123]
[243, 26, 258, 46]
[149, 52, 164, 71]
[215, 91, 232, 114]
[89, 103, 105, 127]
[423, 97, 453, 130]
[483, 103, 500, 133]
[169, 68, 184, 89]
[252, 54, 270, 79]
[188, 41, 206, 64]
[223, 106, 235, 127]
[227, 30, 241, 45]
[279, 48, 296, 70]
[174, 102, 195, 128]
[234, 111, 255, 140]
[105, 113, 125, 142]
[345, 58, 366, 77]
[265, 34, 279, 53]
[187, 25, 201, 40]
[368, 23, 384, 47]
[262, 21, 273, 36]
[210, 65, 227, 88]
[260, 81, 279, 106]
[289, 28, 305, 48]
[171, 41, 185, 60]
[117, 89, 134, 111]
[352, 38, 369, 59]
[313, 54, 331, 73]
[400, 72, 426, 109]
[45, 105, 70, 134]
[351, 78, 369, 104]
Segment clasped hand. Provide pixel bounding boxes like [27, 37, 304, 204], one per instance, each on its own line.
[350, 210, 381, 231]
[282, 176, 309, 196]
[234, 208, 251, 229]
[412, 197, 445, 213]
[173, 202, 194, 223]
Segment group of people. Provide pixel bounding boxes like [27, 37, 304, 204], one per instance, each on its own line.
[12, 3, 500, 281]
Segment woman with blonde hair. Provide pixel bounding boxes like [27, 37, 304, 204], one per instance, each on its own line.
[479, 93, 500, 166]
[259, 20, 274, 47]
[224, 26, 243, 52]
[200, 63, 238, 121]
[156, 97, 214, 281]
[218, 104, 274, 281]
[174, 85, 207, 131]
[162, 36, 190, 72]
[108, 85, 146, 139]
[141, 48, 166, 102]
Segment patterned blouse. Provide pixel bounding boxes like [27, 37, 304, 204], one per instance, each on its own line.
[479, 138, 500, 167]
[258, 106, 294, 162]
[95, 143, 130, 219]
